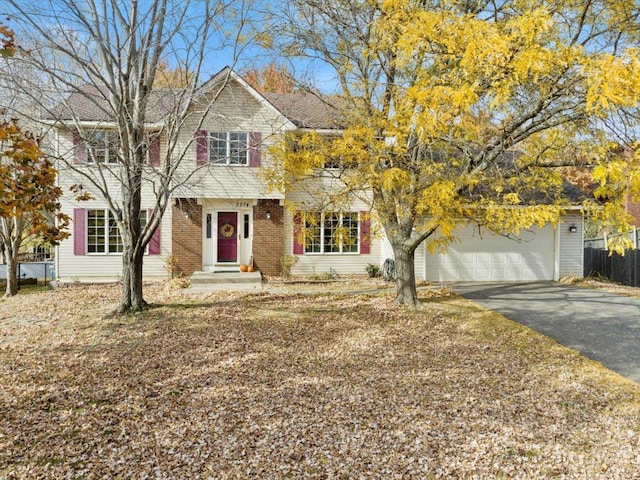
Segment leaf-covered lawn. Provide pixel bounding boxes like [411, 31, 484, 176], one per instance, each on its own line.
[1, 283, 639, 479]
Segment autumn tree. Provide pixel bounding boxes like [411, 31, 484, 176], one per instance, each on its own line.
[0, 24, 14, 58]
[3, 0, 255, 312]
[0, 119, 69, 297]
[153, 61, 194, 89]
[243, 63, 296, 93]
[267, 0, 640, 306]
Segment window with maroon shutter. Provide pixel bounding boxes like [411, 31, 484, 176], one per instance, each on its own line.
[249, 131, 261, 167]
[73, 132, 86, 164]
[196, 130, 208, 165]
[293, 211, 304, 254]
[197, 130, 259, 166]
[148, 136, 160, 167]
[360, 211, 371, 254]
[297, 211, 364, 254]
[73, 208, 86, 255]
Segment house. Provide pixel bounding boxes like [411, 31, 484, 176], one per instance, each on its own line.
[49, 67, 585, 284]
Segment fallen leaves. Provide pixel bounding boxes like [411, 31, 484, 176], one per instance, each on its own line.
[0, 282, 639, 478]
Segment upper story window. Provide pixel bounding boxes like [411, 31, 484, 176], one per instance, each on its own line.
[196, 130, 261, 167]
[210, 132, 248, 165]
[72, 130, 160, 166]
[87, 130, 119, 164]
[323, 156, 343, 170]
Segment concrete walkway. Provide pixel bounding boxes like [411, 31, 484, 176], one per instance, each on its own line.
[453, 282, 640, 384]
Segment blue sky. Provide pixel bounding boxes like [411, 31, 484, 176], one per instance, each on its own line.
[1, 0, 340, 94]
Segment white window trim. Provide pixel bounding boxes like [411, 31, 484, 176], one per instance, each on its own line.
[86, 209, 148, 255]
[209, 131, 249, 166]
[86, 130, 120, 165]
[304, 211, 360, 255]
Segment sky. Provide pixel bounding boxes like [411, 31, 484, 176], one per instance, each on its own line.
[0, 0, 340, 94]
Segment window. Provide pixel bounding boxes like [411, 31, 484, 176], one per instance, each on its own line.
[86, 209, 147, 254]
[87, 130, 119, 164]
[323, 156, 343, 169]
[304, 212, 359, 254]
[209, 132, 248, 165]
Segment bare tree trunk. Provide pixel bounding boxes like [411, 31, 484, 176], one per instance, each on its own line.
[116, 163, 148, 313]
[118, 245, 147, 313]
[393, 244, 419, 307]
[3, 236, 21, 297]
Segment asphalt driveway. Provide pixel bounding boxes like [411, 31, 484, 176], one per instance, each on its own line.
[453, 282, 640, 384]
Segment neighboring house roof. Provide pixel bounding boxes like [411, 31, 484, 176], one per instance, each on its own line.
[47, 84, 175, 124]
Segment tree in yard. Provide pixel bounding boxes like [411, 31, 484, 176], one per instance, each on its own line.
[2, 0, 255, 312]
[243, 63, 297, 94]
[0, 119, 69, 297]
[0, 24, 14, 58]
[266, 0, 640, 306]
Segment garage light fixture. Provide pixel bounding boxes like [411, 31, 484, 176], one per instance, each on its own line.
[569, 223, 577, 233]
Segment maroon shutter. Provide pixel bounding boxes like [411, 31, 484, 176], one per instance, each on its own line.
[196, 130, 208, 166]
[293, 211, 304, 255]
[73, 132, 86, 164]
[148, 208, 161, 255]
[73, 208, 86, 255]
[249, 131, 262, 167]
[360, 211, 370, 254]
[148, 136, 160, 167]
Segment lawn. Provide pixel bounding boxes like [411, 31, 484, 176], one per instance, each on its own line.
[1, 282, 639, 479]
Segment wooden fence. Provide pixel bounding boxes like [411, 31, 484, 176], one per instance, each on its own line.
[584, 248, 640, 287]
[584, 228, 640, 287]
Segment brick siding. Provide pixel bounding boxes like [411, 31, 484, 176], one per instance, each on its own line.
[253, 200, 284, 276]
[626, 198, 640, 227]
[172, 199, 202, 276]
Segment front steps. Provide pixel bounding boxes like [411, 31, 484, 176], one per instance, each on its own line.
[186, 271, 262, 293]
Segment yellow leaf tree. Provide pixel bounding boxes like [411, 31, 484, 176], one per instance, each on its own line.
[267, 0, 640, 306]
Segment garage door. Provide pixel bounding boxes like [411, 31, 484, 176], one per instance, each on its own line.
[424, 224, 555, 282]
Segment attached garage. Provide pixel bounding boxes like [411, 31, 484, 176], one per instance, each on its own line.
[424, 224, 556, 282]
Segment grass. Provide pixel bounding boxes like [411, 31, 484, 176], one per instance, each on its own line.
[0, 281, 639, 479]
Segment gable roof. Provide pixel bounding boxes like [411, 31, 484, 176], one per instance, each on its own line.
[46, 67, 342, 131]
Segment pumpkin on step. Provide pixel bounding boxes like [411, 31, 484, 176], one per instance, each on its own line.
[247, 265, 255, 272]
[239, 264, 248, 272]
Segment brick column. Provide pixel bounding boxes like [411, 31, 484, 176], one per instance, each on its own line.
[253, 199, 284, 276]
[171, 199, 202, 277]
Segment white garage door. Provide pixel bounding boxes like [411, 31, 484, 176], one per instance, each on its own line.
[424, 224, 555, 282]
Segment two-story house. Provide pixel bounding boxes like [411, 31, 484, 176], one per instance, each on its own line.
[50, 67, 377, 283]
[50, 67, 585, 284]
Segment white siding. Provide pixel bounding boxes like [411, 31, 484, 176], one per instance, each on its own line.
[53, 77, 292, 282]
[55, 130, 173, 282]
[56, 199, 172, 283]
[558, 213, 584, 278]
[172, 78, 290, 200]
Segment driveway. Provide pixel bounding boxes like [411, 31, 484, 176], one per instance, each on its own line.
[453, 282, 640, 384]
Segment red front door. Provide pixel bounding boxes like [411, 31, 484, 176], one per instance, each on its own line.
[217, 212, 238, 262]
